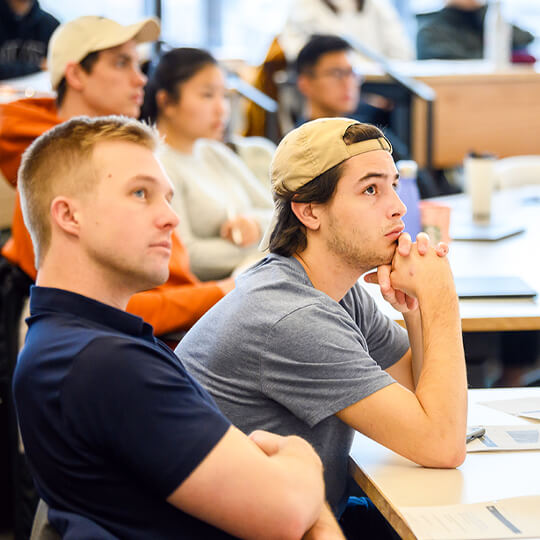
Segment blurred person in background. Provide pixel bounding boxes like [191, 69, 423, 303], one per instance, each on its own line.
[0, 0, 59, 80]
[0, 16, 233, 340]
[294, 34, 409, 162]
[142, 47, 273, 281]
[279, 0, 414, 62]
[417, 0, 535, 62]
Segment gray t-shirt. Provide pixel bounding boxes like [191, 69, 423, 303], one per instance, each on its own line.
[177, 254, 409, 513]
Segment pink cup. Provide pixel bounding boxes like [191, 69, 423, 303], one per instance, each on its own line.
[419, 201, 451, 244]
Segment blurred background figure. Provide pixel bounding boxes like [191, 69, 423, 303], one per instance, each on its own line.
[279, 0, 414, 62]
[295, 34, 409, 161]
[0, 0, 59, 80]
[417, 0, 536, 62]
[142, 47, 273, 281]
[295, 34, 360, 123]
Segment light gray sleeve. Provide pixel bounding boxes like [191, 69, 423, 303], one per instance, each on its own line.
[261, 301, 399, 428]
[207, 142, 274, 234]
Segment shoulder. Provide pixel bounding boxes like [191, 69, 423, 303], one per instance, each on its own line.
[36, 10, 60, 32]
[71, 335, 187, 392]
[197, 138, 236, 159]
[230, 135, 276, 154]
[197, 138, 250, 172]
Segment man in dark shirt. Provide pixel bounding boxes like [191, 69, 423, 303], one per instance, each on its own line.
[0, 0, 59, 79]
[12, 115, 342, 539]
[417, 0, 535, 61]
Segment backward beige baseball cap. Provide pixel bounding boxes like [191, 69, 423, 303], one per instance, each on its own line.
[259, 117, 392, 251]
[271, 117, 392, 196]
[48, 15, 161, 90]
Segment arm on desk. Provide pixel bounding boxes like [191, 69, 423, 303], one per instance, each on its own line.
[167, 426, 325, 540]
[340, 242, 467, 468]
[302, 503, 345, 540]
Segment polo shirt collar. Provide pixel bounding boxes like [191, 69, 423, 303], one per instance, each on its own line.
[29, 286, 155, 340]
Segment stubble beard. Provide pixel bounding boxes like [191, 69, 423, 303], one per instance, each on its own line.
[326, 214, 395, 272]
[90, 245, 169, 295]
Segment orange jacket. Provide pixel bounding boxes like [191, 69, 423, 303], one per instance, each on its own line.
[0, 97, 225, 335]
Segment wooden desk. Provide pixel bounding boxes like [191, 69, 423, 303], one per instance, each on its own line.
[364, 185, 540, 333]
[407, 61, 540, 170]
[349, 387, 540, 540]
[362, 59, 540, 170]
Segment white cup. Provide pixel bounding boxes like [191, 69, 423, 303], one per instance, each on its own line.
[464, 155, 495, 221]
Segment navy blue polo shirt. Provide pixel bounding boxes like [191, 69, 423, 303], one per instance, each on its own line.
[13, 286, 234, 539]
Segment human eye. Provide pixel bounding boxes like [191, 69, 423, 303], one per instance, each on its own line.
[114, 56, 130, 68]
[393, 181, 400, 191]
[133, 188, 147, 199]
[363, 184, 377, 195]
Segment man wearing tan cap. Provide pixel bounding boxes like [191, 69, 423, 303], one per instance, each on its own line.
[0, 15, 233, 339]
[178, 118, 467, 538]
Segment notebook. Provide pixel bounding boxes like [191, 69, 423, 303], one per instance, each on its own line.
[455, 276, 537, 299]
[451, 221, 525, 241]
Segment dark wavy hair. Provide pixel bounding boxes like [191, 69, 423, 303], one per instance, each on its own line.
[140, 47, 217, 124]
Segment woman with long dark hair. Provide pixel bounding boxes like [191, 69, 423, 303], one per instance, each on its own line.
[141, 48, 273, 280]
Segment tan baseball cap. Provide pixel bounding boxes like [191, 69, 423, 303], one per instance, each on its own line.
[271, 117, 392, 196]
[48, 15, 161, 90]
[260, 117, 392, 250]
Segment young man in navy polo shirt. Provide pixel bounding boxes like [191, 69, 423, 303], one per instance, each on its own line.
[12, 116, 344, 539]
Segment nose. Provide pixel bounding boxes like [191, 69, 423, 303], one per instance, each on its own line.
[133, 64, 147, 87]
[157, 198, 180, 230]
[390, 187, 407, 218]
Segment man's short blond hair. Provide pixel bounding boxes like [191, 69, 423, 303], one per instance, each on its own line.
[18, 115, 159, 267]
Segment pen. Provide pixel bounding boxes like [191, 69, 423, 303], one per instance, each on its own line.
[466, 426, 486, 444]
[226, 205, 243, 246]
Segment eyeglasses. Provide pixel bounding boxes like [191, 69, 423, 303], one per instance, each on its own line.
[314, 68, 363, 82]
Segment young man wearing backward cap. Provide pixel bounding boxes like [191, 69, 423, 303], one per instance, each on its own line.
[177, 118, 468, 538]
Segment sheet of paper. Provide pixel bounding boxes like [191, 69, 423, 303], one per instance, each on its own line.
[401, 495, 540, 539]
[467, 425, 540, 452]
[479, 397, 540, 420]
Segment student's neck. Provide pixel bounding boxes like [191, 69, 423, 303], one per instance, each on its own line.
[156, 118, 196, 154]
[305, 102, 341, 122]
[37, 253, 132, 312]
[57, 96, 102, 122]
[293, 243, 364, 302]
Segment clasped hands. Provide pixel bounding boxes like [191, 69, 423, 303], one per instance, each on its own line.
[220, 215, 260, 247]
[364, 232, 449, 313]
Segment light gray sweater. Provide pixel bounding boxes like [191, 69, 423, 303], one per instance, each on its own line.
[158, 139, 274, 281]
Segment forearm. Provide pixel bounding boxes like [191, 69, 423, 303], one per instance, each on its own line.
[268, 436, 325, 515]
[185, 234, 252, 281]
[403, 309, 423, 388]
[415, 287, 467, 448]
[303, 503, 345, 540]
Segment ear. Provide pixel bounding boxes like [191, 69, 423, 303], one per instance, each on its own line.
[156, 89, 172, 114]
[63, 62, 85, 92]
[290, 200, 322, 231]
[296, 74, 312, 98]
[50, 196, 82, 238]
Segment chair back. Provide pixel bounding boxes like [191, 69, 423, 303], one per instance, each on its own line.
[30, 500, 61, 540]
[494, 155, 540, 189]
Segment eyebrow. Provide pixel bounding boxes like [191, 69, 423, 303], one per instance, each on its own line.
[129, 175, 174, 199]
[114, 52, 135, 62]
[357, 172, 400, 183]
